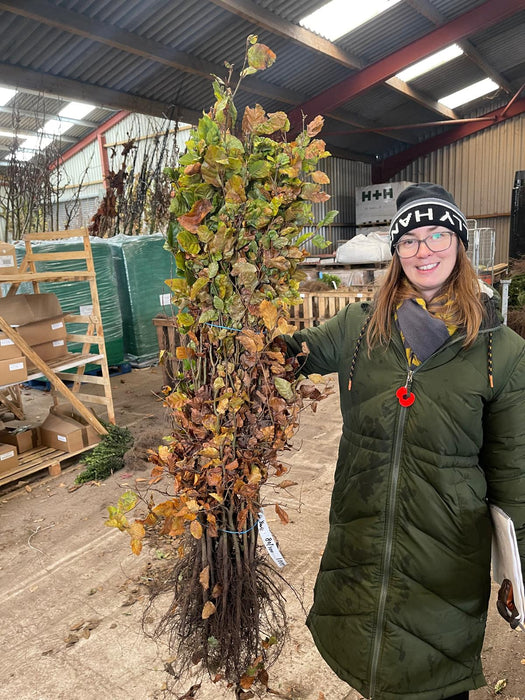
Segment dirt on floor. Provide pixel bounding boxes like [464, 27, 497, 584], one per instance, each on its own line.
[0, 365, 524, 700]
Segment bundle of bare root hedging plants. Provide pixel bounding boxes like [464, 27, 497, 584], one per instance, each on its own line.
[107, 36, 336, 695]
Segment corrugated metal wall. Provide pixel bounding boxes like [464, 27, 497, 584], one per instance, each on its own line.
[306, 156, 372, 254]
[395, 113, 525, 264]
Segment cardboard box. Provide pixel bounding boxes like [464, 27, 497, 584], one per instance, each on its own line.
[0, 243, 17, 276]
[0, 332, 20, 360]
[50, 404, 101, 448]
[0, 443, 18, 474]
[40, 412, 84, 453]
[0, 293, 66, 346]
[0, 356, 27, 385]
[28, 338, 68, 366]
[18, 317, 67, 347]
[0, 422, 38, 453]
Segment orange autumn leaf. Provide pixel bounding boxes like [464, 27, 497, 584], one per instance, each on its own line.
[190, 519, 203, 540]
[275, 504, 290, 524]
[199, 565, 210, 590]
[178, 199, 213, 233]
[311, 170, 330, 184]
[278, 480, 298, 489]
[201, 601, 216, 619]
[307, 115, 324, 137]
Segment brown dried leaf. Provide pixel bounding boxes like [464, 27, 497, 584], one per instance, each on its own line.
[201, 601, 216, 619]
[190, 519, 203, 540]
[307, 115, 324, 137]
[278, 480, 298, 489]
[178, 199, 213, 233]
[311, 170, 330, 184]
[242, 104, 266, 134]
[275, 503, 290, 524]
[257, 668, 269, 687]
[199, 565, 210, 590]
[176, 346, 196, 359]
[239, 673, 256, 690]
[69, 619, 85, 631]
[259, 299, 278, 330]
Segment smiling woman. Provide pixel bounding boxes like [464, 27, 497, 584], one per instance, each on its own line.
[284, 182, 525, 700]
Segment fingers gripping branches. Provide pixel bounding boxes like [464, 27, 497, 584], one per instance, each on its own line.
[106, 36, 336, 690]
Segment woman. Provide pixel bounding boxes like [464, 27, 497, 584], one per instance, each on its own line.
[286, 183, 525, 700]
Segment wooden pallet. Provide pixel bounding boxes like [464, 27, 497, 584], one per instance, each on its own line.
[0, 442, 100, 486]
[290, 288, 375, 329]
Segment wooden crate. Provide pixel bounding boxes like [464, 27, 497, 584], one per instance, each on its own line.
[290, 288, 375, 329]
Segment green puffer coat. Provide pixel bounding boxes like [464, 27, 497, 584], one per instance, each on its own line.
[286, 297, 525, 700]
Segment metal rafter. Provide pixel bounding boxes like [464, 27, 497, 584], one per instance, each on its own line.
[0, 104, 101, 128]
[374, 97, 525, 182]
[406, 0, 514, 93]
[0, 63, 202, 126]
[0, 0, 304, 106]
[288, 0, 524, 128]
[0, 0, 419, 145]
[207, 0, 458, 119]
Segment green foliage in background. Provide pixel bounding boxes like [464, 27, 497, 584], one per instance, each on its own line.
[75, 423, 134, 483]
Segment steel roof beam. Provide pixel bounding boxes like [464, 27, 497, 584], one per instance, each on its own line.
[406, 0, 513, 93]
[0, 63, 202, 126]
[208, 0, 458, 119]
[0, 0, 304, 106]
[0, 0, 416, 146]
[373, 98, 525, 182]
[288, 0, 523, 127]
[0, 104, 101, 128]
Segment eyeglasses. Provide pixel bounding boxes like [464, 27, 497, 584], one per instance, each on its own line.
[395, 231, 454, 258]
[496, 578, 521, 629]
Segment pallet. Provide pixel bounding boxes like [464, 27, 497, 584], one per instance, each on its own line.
[290, 288, 375, 329]
[0, 442, 99, 486]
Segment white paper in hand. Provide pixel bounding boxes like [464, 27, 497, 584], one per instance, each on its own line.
[490, 504, 525, 626]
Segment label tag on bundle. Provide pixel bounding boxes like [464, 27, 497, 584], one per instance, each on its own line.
[257, 509, 287, 568]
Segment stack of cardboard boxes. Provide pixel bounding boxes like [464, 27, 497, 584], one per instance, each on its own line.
[0, 291, 101, 477]
[0, 406, 101, 477]
[0, 292, 69, 385]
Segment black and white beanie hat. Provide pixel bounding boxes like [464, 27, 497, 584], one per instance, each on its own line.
[389, 182, 468, 253]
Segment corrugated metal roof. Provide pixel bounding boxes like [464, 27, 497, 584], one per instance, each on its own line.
[0, 0, 523, 173]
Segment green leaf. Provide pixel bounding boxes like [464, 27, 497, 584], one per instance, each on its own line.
[248, 159, 272, 179]
[310, 233, 332, 249]
[177, 230, 200, 255]
[213, 296, 225, 311]
[197, 114, 221, 145]
[274, 377, 294, 401]
[118, 490, 138, 513]
[240, 66, 258, 78]
[199, 309, 219, 324]
[207, 261, 219, 278]
[317, 209, 339, 228]
[177, 312, 195, 329]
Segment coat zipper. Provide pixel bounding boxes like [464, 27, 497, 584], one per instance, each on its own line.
[368, 326, 497, 697]
[369, 369, 413, 698]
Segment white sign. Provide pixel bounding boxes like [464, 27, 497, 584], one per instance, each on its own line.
[257, 509, 287, 568]
[159, 293, 172, 306]
[356, 181, 414, 225]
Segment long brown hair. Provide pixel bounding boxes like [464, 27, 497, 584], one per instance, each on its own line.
[367, 241, 484, 349]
